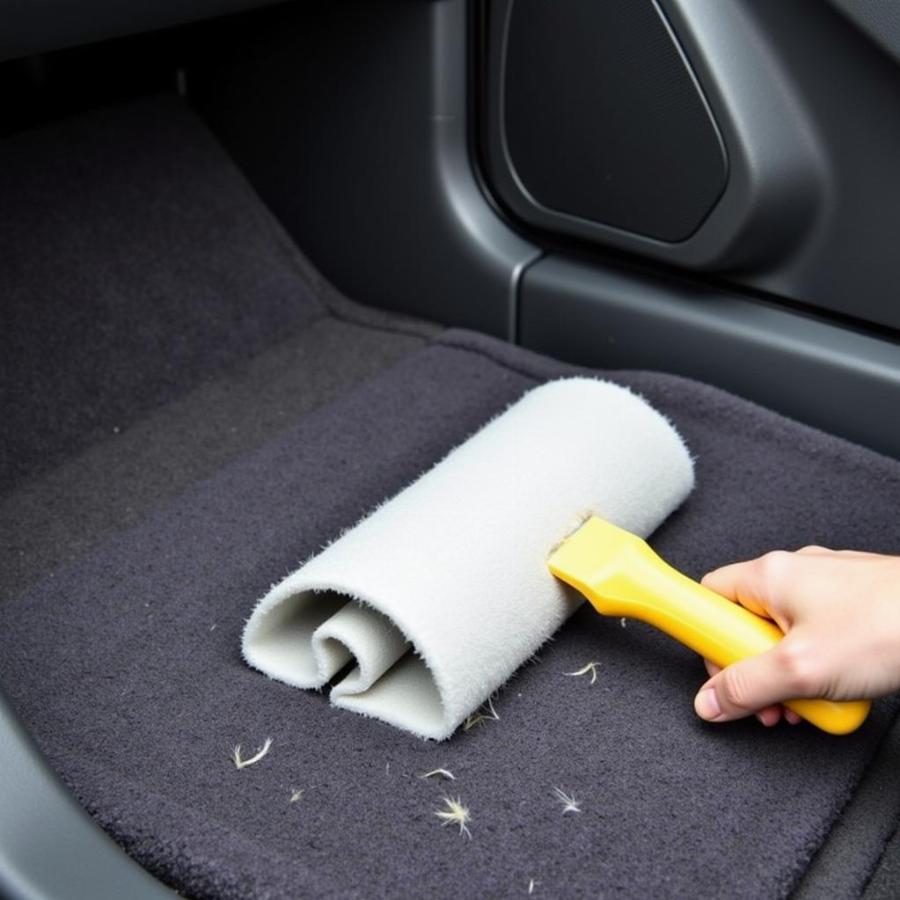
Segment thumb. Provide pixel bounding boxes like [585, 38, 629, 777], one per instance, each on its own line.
[694, 644, 795, 723]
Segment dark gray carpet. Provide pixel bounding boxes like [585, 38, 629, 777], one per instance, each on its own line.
[0, 91, 437, 596]
[866, 820, 900, 899]
[2, 329, 900, 899]
[796, 722, 900, 898]
[0, 93, 347, 494]
[0, 314, 433, 599]
[3, 91, 900, 899]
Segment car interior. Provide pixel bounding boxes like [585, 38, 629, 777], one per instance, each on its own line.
[3, 1, 900, 897]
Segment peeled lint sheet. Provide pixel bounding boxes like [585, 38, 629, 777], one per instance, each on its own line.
[3, 99, 900, 900]
[243, 378, 695, 739]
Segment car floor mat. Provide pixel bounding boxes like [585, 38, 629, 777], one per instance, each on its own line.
[2, 94, 900, 900]
[3, 328, 900, 898]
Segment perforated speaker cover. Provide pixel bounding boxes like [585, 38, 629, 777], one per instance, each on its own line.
[500, 0, 727, 242]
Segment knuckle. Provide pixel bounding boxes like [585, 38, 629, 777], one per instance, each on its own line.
[757, 550, 793, 590]
[777, 641, 821, 696]
[719, 667, 757, 711]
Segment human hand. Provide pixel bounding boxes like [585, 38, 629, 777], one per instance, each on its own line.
[693, 547, 900, 727]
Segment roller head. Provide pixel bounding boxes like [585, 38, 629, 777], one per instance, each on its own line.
[243, 378, 694, 739]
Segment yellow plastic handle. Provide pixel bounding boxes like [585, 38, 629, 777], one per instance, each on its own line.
[548, 518, 870, 735]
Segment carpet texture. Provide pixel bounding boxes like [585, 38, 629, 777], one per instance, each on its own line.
[0, 313, 433, 599]
[244, 378, 694, 739]
[0, 93, 419, 494]
[3, 330, 900, 899]
[2, 92, 900, 899]
[0, 91, 437, 598]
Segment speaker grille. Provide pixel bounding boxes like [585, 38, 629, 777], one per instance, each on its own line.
[503, 0, 727, 242]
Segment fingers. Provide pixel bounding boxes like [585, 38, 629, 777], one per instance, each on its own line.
[701, 551, 807, 631]
[701, 559, 775, 620]
[753, 705, 801, 726]
[694, 638, 817, 724]
[755, 704, 782, 727]
[694, 546, 899, 730]
[703, 659, 792, 726]
[699, 555, 796, 722]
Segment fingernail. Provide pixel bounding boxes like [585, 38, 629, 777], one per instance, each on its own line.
[695, 688, 722, 721]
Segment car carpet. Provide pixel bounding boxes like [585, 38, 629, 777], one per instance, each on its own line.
[0, 92, 438, 598]
[0, 93, 439, 496]
[2, 92, 900, 899]
[2, 329, 900, 899]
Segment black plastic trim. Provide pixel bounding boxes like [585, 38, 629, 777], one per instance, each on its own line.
[485, 0, 728, 243]
[520, 254, 900, 460]
[0, 0, 279, 64]
[482, 0, 825, 271]
[195, 0, 541, 339]
[0, 692, 175, 900]
[828, 0, 900, 68]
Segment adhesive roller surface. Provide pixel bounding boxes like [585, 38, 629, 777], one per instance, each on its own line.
[242, 378, 694, 739]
